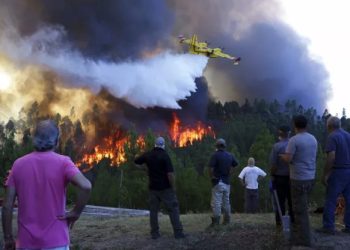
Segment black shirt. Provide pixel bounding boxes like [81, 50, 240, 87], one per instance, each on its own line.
[209, 149, 238, 184]
[134, 147, 174, 190]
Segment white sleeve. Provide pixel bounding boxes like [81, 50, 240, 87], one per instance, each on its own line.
[238, 168, 246, 179]
[258, 167, 267, 177]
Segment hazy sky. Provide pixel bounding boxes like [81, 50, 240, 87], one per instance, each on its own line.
[280, 0, 350, 115]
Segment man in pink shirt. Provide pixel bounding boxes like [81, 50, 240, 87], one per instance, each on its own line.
[2, 120, 91, 250]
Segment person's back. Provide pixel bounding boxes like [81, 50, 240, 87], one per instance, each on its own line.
[210, 149, 237, 185]
[321, 117, 350, 234]
[239, 166, 266, 189]
[270, 125, 294, 227]
[238, 158, 266, 213]
[282, 115, 317, 247]
[8, 151, 79, 247]
[2, 120, 91, 249]
[328, 128, 350, 168]
[208, 138, 238, 225]
[135, 147, 173, 191]
[287, 132, 317, 180]
[134, 137, 184, 239]
[271, 140, 290, 176]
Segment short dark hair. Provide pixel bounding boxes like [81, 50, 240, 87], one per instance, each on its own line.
[293, 115, 308, 129]
[278, 125, 290, 137]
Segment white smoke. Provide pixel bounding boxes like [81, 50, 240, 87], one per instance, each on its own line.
[0, 25, 208, 109]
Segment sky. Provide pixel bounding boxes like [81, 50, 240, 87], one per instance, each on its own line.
[0, 0, 347, 123]
[280, 0, 350, 116]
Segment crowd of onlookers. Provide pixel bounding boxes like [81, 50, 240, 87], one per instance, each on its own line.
[2, 114, 350, 249]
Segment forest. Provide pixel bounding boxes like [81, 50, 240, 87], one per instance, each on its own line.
[1, 98, 349, 213]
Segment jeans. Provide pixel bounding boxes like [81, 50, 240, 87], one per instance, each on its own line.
[273, 176, 294, 224]
[149, 188, 183, 236]
[244, 188, 259, 213]
[211, 181, 231, 218]
[18, 246, 69, 250]
[323, 169, 350, 230]
[290, 179, 314, 246]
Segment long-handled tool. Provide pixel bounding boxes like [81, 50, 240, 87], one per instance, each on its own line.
[273, 190, 290, 239]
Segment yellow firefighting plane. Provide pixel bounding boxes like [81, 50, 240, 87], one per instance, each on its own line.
[178, 34, 241, 65]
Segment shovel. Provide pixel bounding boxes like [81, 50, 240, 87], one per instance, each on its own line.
[273, 189, 290, 239]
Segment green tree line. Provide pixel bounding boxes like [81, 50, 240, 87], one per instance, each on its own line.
[1, 99, 349, 213]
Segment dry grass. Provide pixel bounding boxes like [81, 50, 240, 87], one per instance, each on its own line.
[2, 212, 350, 250]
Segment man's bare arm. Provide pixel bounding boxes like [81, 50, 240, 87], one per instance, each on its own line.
[280, 153, 292, 163]
[2, 186, 16, 248]
[135, 164, 147, 171]
[167, 172, 176, 190]
[322, 151, 335, 186]
[239, 178, 246, 187]
[58, 172, 91, 228]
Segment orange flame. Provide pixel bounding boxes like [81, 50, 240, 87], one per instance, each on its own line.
[76, 132, 144, 172]
[76, 114, 215, 171]
[170, 113, 215, 147]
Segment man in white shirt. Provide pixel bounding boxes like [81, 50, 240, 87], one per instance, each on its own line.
[238, 157, 267, 213]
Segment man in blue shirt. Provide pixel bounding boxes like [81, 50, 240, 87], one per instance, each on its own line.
[321, 116, 350, 234]
[270, 125, 294, 227]
[208, 138, 238, 225]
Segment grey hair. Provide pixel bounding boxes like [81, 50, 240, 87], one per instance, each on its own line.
[248, 157, 255, 166]
[327, 116, 341, 129]
[33, 120, 59, 151]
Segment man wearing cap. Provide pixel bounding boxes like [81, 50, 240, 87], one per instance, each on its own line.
[269, 125, 294, 227]
[134, 137, 185, 239]
[208, 138, 238, 225]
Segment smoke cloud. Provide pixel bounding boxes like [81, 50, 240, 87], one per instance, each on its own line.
[0, 18, 207, 109]
[0, 0, 332, 125]
[170, 0, 331, 111]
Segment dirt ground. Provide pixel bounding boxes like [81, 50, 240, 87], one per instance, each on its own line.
[2, 213, 350, 250]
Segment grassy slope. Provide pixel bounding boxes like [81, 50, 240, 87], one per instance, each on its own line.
[2, 213, 350, 250]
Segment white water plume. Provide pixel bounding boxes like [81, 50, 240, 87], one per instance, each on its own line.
[0, 25, 208, 109]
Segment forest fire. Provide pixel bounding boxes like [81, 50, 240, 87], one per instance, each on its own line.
[170, 113, 215, 147]
[76, 114, 215, 171]
[76, 132, 145, 172]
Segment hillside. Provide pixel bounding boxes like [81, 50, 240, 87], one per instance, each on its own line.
[2, 212, 349, 250]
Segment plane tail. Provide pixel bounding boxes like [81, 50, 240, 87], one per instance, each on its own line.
[233, 57, 241, 65]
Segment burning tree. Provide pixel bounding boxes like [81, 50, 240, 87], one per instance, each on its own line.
[170, 113, 215, 147]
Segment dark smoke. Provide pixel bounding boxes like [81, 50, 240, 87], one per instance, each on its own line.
[169, 0, 331, 111]
[206, 23, 330, 110]
[83, 77, 210, 136]
[0, 0, 332, 131]
[2, 0, 174, 60]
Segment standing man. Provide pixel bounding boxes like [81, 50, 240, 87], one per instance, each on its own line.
[208, 138, 238, 225]
[239, 157, 266, 213]
[2, 120, 91, 250]
[134, 137, 185, 239]
[320, 116, 350, 234]
[282, 115, 317, 247]
[270, 125, 294, 227]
